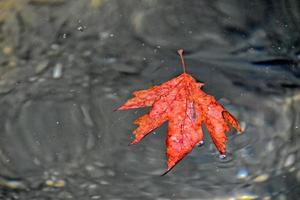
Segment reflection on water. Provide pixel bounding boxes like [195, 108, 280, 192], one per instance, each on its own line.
[0, 0, 299, 199]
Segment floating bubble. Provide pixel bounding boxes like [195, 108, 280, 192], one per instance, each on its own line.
[198, 140, 205, 147]
[77, 26, 84, 32]
[219, 154, 226, 159]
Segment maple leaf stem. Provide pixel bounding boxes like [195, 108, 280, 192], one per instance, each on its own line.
[177, 49, 187, 73]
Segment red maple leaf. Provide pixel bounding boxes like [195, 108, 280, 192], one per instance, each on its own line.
[118, 49, 242, 173]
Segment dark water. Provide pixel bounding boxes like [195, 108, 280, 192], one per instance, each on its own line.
[0, 0, 299, 199]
